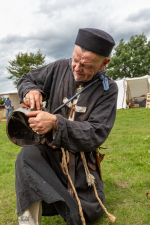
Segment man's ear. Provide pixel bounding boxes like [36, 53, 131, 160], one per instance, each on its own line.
[99, 58, 110, 70]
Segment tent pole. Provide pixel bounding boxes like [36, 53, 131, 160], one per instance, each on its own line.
[147, 80, 150, 93]
[122, 81, 126, 109]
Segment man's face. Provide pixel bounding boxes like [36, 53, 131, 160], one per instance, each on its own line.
[72, 45, 108, 82]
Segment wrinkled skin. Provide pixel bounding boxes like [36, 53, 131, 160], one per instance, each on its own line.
[24, 90, 57, 134]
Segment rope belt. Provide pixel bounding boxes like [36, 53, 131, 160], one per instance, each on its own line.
[67, 151, 75, 197]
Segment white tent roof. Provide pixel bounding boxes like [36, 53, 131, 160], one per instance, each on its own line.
[0, 90, 18, 95]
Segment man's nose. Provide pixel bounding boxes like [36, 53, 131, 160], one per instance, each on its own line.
[75, 62, 82, 71]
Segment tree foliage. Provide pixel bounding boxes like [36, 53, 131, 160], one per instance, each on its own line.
[106, 34, 150, 79]
[0, 96, 6, 105]
[6, 50, 46, 86]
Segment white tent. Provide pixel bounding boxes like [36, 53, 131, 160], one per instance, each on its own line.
[115, 75, 150, 109]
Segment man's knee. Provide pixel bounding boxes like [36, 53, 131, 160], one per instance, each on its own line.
[16, 146, 39, 168]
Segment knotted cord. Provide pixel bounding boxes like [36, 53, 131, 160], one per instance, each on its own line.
[61, 148, 86, 225]
[80, 151, 116, 223]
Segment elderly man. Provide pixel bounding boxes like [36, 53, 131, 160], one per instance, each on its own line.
[16, 28, 118, 225]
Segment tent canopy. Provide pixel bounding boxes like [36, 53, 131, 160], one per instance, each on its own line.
[115, 75, 150, 109]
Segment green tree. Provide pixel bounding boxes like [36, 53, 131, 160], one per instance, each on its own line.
[0, 96, 6, 105]
[106, 34, 150, 80]
[6, 50, 46, 86]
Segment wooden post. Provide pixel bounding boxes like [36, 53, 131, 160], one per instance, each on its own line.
[146, 93, 150, 108]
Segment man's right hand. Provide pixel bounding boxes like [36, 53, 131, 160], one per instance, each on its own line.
[23, 90, 43, 110]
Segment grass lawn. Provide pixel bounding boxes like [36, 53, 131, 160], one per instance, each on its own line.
[0, 108, 150, 224]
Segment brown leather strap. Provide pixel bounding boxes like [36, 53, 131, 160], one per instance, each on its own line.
[95, 148, 105, 180]
[67, 151, 75, 197]
[88, 156, 96, 171]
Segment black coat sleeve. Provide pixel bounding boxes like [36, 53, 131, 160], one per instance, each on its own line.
[52, 81, 118, 152]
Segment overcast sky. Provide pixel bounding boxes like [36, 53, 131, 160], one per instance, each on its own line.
[1, 0, 150, 93]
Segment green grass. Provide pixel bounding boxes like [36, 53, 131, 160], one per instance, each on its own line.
[0, 108, 150, 224]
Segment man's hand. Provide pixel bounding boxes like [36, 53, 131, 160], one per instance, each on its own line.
[25, 111, 58, 135]
[23, 90, 43, 110]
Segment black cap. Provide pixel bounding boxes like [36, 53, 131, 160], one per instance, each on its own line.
[75, 28, 115, 57]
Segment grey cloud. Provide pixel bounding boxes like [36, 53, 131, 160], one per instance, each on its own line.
[0, 34, 28, 60]
[106, 19, 150, 46]
[37, 0, 88, 16]
[27, 28, 77, 59]
[0, 35, 32, 93]
[0, 76, 9, 83]
[114, 27, 150, 44]
[1, 34, 26, 44]
[0, 79, 17, 93]
[127, 8, 150, 22]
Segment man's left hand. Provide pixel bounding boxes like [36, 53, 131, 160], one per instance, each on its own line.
[25, 111, 58, 135]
